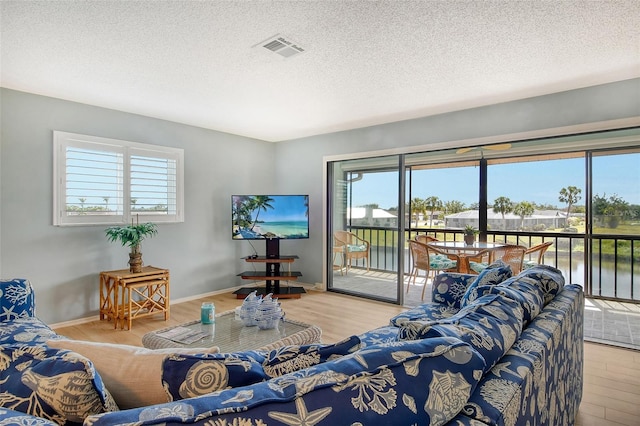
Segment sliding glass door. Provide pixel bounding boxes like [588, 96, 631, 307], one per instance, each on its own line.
[325, 126, 640, 305]
[327, 156, 404, 304]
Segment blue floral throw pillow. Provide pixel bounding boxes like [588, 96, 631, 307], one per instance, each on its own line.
[261, 335, 361, 378]
[460, 260, 513, 308]
[0, 279, 35, 321]
[0, 344, 118, 425]
[162, 350, 267, 401]
[514, 264, 565, 304]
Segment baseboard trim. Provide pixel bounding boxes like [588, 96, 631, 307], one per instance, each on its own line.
[49, 281, 319, 329]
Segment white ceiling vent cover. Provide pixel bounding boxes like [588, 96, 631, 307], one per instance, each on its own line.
[256, 34, 305, 58]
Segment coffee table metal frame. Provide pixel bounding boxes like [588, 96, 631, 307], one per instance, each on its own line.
[142, 309, 322, 352]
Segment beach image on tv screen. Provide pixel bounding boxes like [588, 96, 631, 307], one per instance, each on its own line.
[232, 195, 309, 239]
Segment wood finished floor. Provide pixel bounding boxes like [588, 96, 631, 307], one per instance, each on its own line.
[54, 290, 640, 426]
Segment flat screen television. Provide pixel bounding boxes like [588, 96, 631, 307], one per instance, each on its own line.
[232, 195, 309, 241]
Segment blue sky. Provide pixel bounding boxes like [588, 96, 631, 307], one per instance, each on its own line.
[350, 154, 640, 209]
[246, 195, 308, 222]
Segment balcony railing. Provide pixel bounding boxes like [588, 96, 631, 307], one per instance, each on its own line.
[345, 226, 640, 303]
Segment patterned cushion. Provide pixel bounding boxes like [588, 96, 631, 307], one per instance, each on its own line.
[0, 407, 60, 425]
[389, 302, 459, 327]
[431, 273, 478, 309]
[398, 293, 524, 374]
[86, 337, 487, 426]
[261, 335, 361, 378]
[0, 279, 35, 321]
[162, 350, 267, 401]
[0, 317, 58, 346]
[0, 344, 118, 425]
[514, 264, 565, 304]
[46, 339, 219, 409]
[346, 244, 367, 252]
[429, 254, 457, 270]
[465, 280, 545, 325]
[357, 325, 400, 347]
[460, 260, 513, 308]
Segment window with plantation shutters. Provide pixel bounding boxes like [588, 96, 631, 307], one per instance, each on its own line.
[53, 131, 184, 226]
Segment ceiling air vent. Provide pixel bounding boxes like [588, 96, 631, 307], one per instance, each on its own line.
[256, 34, 305, 58]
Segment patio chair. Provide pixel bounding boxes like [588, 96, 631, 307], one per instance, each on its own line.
[523, 241, 553, 269]
[333, 231, 370, 274]
[469, 244, 526, 275]
[491, 244, 527, 274]
[407, 240, 461, 300]
[415, 234, 439, 244]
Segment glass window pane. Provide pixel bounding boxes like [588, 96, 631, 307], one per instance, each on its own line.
[592, 150, 640, 235]
[488, 155, 585, 233]
[65, 146, 123, 216]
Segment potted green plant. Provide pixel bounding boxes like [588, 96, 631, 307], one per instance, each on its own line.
[463, 224, 478, 246]
[105, 221, 158, 273]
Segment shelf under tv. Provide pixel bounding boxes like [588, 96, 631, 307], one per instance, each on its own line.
[234, 247, 306, 299]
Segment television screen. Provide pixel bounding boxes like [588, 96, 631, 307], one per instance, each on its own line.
[232, 195, 309, 240]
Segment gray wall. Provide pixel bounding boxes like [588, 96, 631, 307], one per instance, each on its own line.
[1, 78, 639, 323]
[274, 78, 640, 286]
[0, 89, 275, 323]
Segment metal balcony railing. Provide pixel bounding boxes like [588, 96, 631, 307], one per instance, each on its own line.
[344, 226, 640, 303]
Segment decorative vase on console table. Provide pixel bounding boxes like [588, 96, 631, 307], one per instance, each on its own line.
[105, 219, 158, 273]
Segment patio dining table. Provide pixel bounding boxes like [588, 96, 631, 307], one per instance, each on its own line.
[427, 241, 506, 274]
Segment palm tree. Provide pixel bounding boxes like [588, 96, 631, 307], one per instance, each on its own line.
[411, 197, 426, 226]
[493, 196, 513, 230]
[444, 200, 466, 215]
[558, 186, 582, 220]
[513, 201, 535, 230]
[103, 197, 110, 212]
[424, 196, 442, 227]
[249, 195, 275, 231]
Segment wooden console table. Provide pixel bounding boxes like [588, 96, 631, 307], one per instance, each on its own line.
[99, 266, 170, 330]
[235, 255, 305, 299]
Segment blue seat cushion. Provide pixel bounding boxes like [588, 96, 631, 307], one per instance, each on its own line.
[0, 317, 58, 346]
[346, 244, 367, 252]
[398, 293, 524, 374]
[86, 337, 486, 426]
[389, 303, 459, 327]
[460, 260, 513, 308]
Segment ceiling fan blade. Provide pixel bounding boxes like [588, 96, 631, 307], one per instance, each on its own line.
[484, 143, 512, 151]
[456, 147, 474, 154]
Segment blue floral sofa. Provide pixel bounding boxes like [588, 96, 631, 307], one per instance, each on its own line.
[0, 263, 583, 426]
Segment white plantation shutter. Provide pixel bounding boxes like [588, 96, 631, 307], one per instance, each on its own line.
[54, 132, 184, 226]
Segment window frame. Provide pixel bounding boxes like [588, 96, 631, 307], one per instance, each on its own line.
[53, 131, 184, 226]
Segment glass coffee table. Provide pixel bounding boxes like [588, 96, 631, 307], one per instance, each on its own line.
[142, 309, 322, 352]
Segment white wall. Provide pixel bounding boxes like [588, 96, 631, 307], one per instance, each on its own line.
[0, 89, 275, 323]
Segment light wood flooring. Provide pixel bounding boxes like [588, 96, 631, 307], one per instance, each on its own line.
[54, 290, 640, 426]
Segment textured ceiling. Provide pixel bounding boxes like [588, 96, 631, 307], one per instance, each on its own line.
[1, 1, 639, 142]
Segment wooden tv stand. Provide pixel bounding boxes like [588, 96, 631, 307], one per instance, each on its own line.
[235, 255, 306, 299]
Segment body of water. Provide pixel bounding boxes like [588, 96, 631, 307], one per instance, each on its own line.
[343, 246, 640, 301]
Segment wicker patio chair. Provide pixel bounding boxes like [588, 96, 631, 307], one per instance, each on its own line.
[415, 235, 439, 244]
[490, 244, 527, 274]
[523, 241, 553, 269]
[333, 231, 370, 274]
[407, 240, 461, 300]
